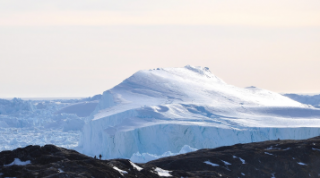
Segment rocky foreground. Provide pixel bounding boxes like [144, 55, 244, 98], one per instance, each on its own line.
[1, 136, 320, 178]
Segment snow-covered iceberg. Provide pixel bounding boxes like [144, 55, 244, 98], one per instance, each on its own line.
[78, 65, 320, 160]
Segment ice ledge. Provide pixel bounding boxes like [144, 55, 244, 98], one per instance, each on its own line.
[78, 122, 320, 160]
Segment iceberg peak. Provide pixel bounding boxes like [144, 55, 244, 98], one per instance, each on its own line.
[184, 65, 211, 74]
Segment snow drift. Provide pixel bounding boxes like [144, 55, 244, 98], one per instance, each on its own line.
[78, 65, 320, 160]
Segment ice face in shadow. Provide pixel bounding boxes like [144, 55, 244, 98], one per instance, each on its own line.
[78, 65, 320, 159]
[284, 93, 320, 108]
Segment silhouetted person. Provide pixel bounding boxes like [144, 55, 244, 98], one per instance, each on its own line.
[94, 155, 96, 159]
[99, 154, 102, 160]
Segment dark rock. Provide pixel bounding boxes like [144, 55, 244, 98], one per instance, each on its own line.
[1, 137, 320, 177]
[0, 144, 159, 178]
[147, 136, 320, 178]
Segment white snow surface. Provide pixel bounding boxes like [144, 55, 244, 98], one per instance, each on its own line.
[264, 152, 273, 156]
[297, 162, 307, 166]
[204, 161, 219, 167]
[154, 167, 172, 177]
[239, 157, 246, 164]
[221, 160, 231, 165]
[129, 161, 143, 171]
[113, 166, 128, 175]
[79, 65, 320, 160]
[4, 158, 31, 167]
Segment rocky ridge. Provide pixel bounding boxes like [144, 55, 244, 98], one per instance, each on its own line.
[1, 136, 320, 178]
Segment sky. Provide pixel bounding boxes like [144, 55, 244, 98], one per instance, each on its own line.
[0, 0, 320, 98]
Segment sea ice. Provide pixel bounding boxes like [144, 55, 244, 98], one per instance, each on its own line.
[0, 96, 98, 152]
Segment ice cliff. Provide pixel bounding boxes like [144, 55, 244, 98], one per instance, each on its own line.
[78, 65, 320, 160]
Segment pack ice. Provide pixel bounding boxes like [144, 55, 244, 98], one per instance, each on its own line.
[78, 65, 320, 161]
[0, 96, 100, 151]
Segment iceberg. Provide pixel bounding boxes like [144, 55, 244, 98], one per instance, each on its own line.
[78, 65, 320, 160]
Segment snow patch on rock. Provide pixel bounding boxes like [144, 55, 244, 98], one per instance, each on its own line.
[113, 166, 127, 175]
[4, 158, 31, 167]
[204, 161, 219, 167]
[154, 167, 172, 177]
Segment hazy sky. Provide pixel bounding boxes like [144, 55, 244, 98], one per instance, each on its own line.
[1, 0, 320, 97]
